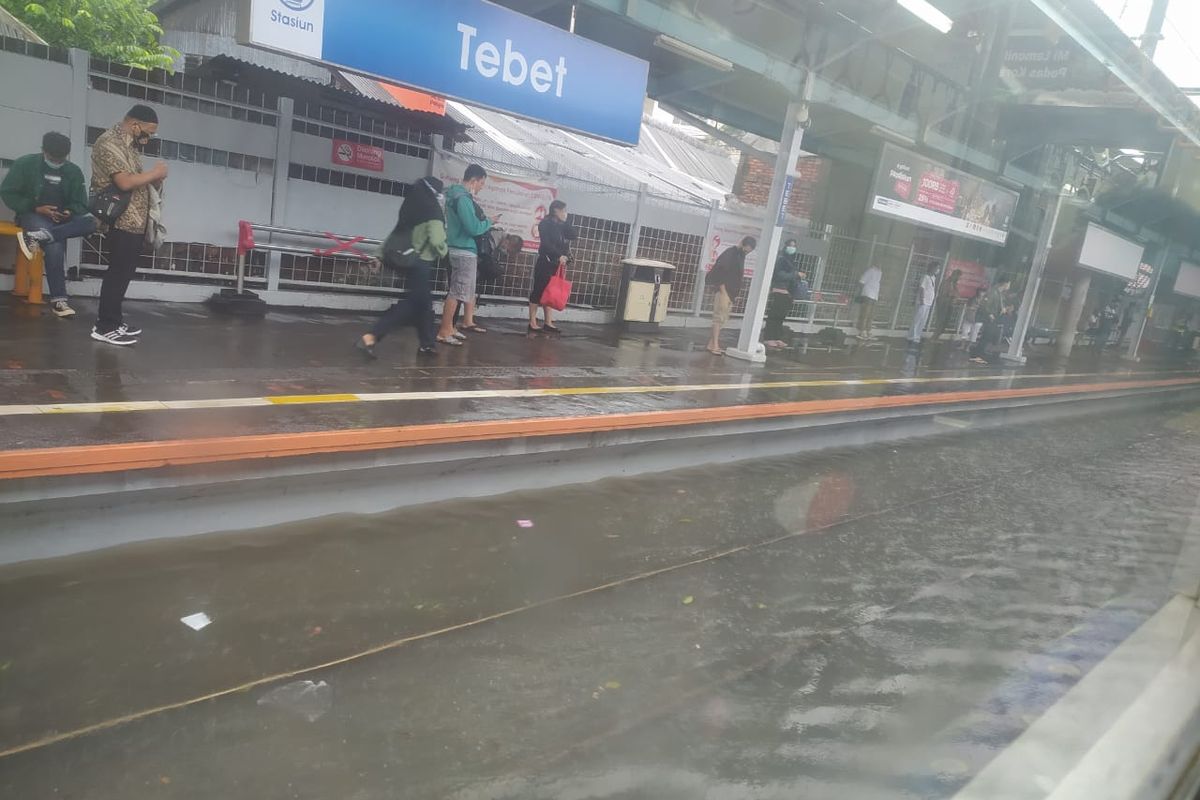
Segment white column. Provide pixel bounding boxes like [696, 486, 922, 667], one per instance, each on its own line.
[625, 182, 648, 260]
[693, 199, 720, 316]
[729, 85, 812, 363]
[67, 48, 90, 277]
[266, 96, 295, 292]
[1055, 270, 1092, 358]
[1002, 192, 1066, 364]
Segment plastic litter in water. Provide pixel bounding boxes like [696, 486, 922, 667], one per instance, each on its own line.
[180, 612, 211, 631]
[257, 680, 332, 722]
[517, 519, 534, 528]
[682, 596, 695, 605]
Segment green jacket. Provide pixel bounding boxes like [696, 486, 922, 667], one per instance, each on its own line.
[0, 153, 90, 217]
[444, 183, 491, 252]
[381, 219, 448, 263]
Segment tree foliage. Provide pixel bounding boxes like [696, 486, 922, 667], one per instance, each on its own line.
[1, 0, 179, 71]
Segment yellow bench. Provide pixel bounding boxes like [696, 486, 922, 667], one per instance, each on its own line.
[0, 220, 45, 305]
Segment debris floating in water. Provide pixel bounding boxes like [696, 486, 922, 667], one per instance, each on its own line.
[180, 612, 212, 631]
[517, 519, 534, 528]
[682, 596, 695, 605]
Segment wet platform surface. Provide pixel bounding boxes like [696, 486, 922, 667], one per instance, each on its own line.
[1, 405, 1197, 797]
[0, 297, 1194, 451]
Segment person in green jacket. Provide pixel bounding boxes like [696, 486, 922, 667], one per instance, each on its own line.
[356, 177, 446, 358]
[436, 163, 492, 345]
[0, 132, 98, 317]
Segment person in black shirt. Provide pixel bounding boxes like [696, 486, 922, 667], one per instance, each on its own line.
[704, 236, 756, 355]
[529, 200, 576, 333]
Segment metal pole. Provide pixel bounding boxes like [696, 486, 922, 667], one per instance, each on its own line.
[693, 199, 720, 316]
[1003, 192, 1066, 364]
[890, 241, 916, 331]
[625, 182, 648, 260]
[1141, 0, 1171, 58]
[1125, 243, 1169, 361]
[730, 77, 813, 362]
[236, 252, 246, 295]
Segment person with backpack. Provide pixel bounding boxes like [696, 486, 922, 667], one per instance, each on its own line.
[355, 177, 445, 359]
[436, 164, 492, 346]
[529, 199, 577, 333]
[704, 236, 756, 355]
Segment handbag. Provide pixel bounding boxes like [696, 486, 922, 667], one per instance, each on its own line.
[380, 227, 419, 273]
[89, 183, 132, 226]
[539, 263, 572, 311]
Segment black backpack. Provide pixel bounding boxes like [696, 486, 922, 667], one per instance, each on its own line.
[471, 197, 504, 283]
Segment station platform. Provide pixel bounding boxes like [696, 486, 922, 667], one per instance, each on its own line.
[1, 297, 1197, 467]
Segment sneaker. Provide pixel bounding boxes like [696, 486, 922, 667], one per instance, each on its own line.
[418, 345, 437, 356]
[91, 327, 138, 346]
[51, 300, 76, 318]
[17, 230, 49, 260]
[118, 322, 142, 337]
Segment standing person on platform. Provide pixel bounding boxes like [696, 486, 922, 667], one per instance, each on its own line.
[1094, 295, 1121, 352]
[436, 164, 492, 346]
[855, 263, 883, 340]
[88, 105, 167, 346]
[763, 238, 799, 348]
[355, 177, 445, 359]
[970, 277, 1010, 364]
[704, 236, 756, 355]
[908, 263, 939, 345]
[529, 199, 576, 333]
[932, 268, 962, 340]
[1, 131, 97, 318]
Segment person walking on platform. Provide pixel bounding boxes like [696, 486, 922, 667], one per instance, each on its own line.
[763, 238, 799, 348]
[356, 177, 445, 359]
[437, 164, 492, 346]
[855, 263, 883, 340]
[908, 263, 939, 345]
[704, 236, 756, 355]
[529, 199, 576, 333]
[1, 131, 97, 318]
[89, 105, 167, 346]
[970, 277, 1011, 364]
[932, 268, 962, 340]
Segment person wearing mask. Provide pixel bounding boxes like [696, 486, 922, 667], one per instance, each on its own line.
[855, 263, 883, 340]
[437, 164, 492, 346]
[704, 236, 756, 355]
[932, 268, 962, 340]
[908, 263, 939, 345]
[88, 104, 167, 346]
[529, 199, 576, 333]
[763, 238, 800, 348]
[1, 131, 97, 318]
[970, 277, 1011, 364]
[355, 177, 446, 359]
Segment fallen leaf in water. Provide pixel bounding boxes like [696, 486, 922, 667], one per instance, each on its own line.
[756, 603, 767, 609]
[604, 681, 621, 690]
[679, 518, 693, 523]
[160, 776, 171, 785]
[682, 596, 695, 605]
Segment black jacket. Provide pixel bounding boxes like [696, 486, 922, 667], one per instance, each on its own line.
[707, 246, 746, 296]
[537, 215, 577, 262]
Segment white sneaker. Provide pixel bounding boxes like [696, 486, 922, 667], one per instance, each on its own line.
[51, 300, 76, 318]
[118, 322, 142, 336]
[91, 327, 138, 346]
[18, 230, 49, 260]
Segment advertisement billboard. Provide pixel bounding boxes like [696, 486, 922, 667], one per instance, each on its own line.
[241, 0, 649, 145]
[1173, 261, 1200, 300]
[434, 151, 557, 251]
[868, 143, 1020, 245]
[1078, 223, 1143, 281]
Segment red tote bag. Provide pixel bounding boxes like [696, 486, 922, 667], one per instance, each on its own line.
[540, 264, 572, 311]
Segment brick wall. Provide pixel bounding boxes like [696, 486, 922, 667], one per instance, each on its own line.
[733, 153, 829, 222]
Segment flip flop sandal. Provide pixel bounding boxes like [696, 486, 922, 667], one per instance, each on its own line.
[436, 336, 464, 346]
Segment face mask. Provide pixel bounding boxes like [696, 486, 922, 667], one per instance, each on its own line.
[785, 246, 797, 255]
[44, 158, 64, 169]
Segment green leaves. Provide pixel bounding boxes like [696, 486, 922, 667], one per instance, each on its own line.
[3, 0, 177, 72]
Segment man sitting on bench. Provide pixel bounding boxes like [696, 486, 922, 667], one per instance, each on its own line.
[1, 131, 97, 317]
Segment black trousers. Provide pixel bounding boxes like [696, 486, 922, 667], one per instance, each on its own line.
[98, 228, 144, 333]
[764, 291, 793, 340]
[529, 254, 557, 304]
[371, 259, 435, 348]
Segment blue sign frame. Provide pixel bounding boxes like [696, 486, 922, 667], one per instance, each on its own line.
[243, 0, 649, 145]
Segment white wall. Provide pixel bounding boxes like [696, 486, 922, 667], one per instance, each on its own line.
[283, 179, 401, 237]
[0, 52, 73, 160]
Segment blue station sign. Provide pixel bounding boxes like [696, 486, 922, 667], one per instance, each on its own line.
[242, 0, 650, 145]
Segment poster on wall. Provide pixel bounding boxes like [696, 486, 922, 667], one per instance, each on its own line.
[705, 214, 761, 278]
[946, 259, 989, 299]
[868, 143, 1020, 245]
[434, 151, 557, 251]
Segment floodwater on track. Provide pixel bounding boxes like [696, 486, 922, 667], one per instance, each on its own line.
[1, 404, 1199, 799]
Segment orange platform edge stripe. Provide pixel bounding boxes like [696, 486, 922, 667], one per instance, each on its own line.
[1, 377, 1196, 480]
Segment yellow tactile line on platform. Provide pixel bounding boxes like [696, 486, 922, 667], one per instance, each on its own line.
[0, 370, 1184, 417]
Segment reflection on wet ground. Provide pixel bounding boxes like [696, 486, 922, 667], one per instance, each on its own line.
[1, 405, 1198, 797]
